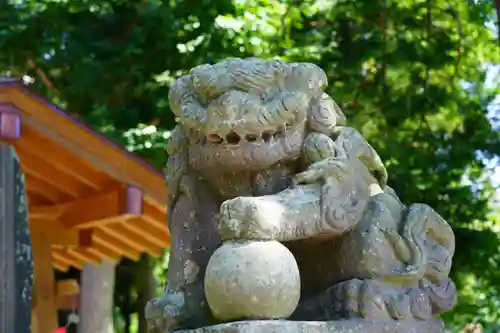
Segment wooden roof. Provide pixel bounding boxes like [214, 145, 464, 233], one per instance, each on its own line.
[0, 78, 170, 271]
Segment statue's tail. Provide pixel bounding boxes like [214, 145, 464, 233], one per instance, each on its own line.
[386, 203, 455, 283]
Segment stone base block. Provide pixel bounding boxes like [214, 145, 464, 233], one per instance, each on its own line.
[176, 319, 444, 333]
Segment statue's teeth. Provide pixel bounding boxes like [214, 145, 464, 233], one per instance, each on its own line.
[226, 131, 241, 144]
[262, 132, 273, 142]
[207, 133, 224, 144]
[245, 133, 259, 142]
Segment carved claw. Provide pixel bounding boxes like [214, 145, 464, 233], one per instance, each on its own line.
[421, 278, 457, 314]
[145, 291, 186, 333]
[217, 215, 272, 241]
[293, 155, 377, 189]
[330, 279, 432, 321]
[217, 197, 278, 241]
[293, 158, 349, 186]
[145, 297, 167, 333]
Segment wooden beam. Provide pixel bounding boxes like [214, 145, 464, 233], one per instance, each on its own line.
[32, 279, 79, 309]
[93, 229, 140, 261]
[142, 200, 170, 247]
[25, 174, 71, 203]
[60, 185, 142, 229]
[0, 104, 21, 140]
[30, 205, 67, 221]
[13, 124, 109, 189]
[52, 249, 83, 270]
[61, 186, 142, 228]
[50, 229, 80, 247]
[88, 245, 120, 263]
[16, 147, 95, 197]
[26, 192, 52, 205]
[5, 87, 167, 203]
[123, 218, 170, 250]
[56, 295, 80, 310]
[30, 186, 143, 229]
[31, 220, 94, 247]
[32, 230, 58, 333]
[143, 199, 166, 225]
[101, 223, 162, 257]
[144, 195, 166, 214]
[67, 248, 102, 265]
[79, 229, 94, 247]
[2, 87, 167, 201]
[55, 279, 79, 297]
[52, 233, 121, 265]
[52, 258, 70, 272]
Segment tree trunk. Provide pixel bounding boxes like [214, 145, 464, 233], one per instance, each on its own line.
[77, 260, 116, 333]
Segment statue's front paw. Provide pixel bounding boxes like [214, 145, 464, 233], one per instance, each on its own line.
[145, 293, 185, 333]
[331, 279, 418, 321]
[293, 157, 375, 189]
[293, 159, 346, 186]
[216, 214, 246, 241]
[145, 297, 168, 333]
[217, 197, 278, 241]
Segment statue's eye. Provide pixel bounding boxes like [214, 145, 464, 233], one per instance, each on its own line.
[192, 76, 199, 86]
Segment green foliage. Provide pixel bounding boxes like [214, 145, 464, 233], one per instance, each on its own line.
[1, 0, 499, 331]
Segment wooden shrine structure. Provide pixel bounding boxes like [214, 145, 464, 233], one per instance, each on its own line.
[0, 77, 170, 333]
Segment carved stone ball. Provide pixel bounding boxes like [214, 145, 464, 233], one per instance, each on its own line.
[204, 240, 301, 321]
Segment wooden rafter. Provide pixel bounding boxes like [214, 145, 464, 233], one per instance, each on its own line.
[101, 223, 162, 257]
[30, 186, 143, 229]
[16, 125, 112, 188]
[67, 248, 103, 265]
[2, 86, 167, 201]
[25, 174, 72, 203]
[93, 229, 141, 261]
[53, 249, 84, 270]
[16, 147, 96, 197]
[125, 217, 170, 249]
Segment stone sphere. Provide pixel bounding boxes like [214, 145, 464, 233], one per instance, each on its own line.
[204, 240, 301, 321]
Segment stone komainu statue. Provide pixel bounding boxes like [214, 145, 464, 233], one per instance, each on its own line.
[145, 58, 456, 333]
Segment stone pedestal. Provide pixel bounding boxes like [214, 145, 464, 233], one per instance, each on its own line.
[176, 319, 444, 333]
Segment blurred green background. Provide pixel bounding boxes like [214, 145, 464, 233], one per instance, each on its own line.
[1, 0, 500, 332]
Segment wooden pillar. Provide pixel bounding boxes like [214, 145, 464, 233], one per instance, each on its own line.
[31, 279, 80, 333]
[32, 230, 59, 333]
[0, 143, 33, 333]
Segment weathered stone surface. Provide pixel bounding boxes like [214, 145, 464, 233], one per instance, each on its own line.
[0, 144, 33, 333]
[176, 319, 444, 333]
[204, 241, 300, 321]
[146, 58, 457, 333]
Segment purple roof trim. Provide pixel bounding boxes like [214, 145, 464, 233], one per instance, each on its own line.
[0, 78, 163, 177]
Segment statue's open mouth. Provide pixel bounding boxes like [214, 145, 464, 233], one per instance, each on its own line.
[204, 124, 293, 146]
[187, 122, 305, 171]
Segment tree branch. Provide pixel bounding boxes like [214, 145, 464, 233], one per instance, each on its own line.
[26, 59, 59, 96]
